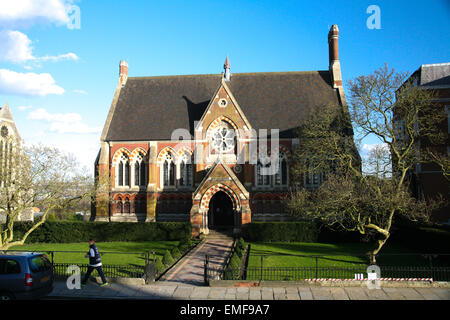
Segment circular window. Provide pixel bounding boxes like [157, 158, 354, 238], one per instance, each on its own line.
[211, 127, 235, 153]
[233, 165, 242, 173]
[218, 98, 228, 107]
[1, 126, 8, 138]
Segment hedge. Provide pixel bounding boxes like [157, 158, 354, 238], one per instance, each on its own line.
[390, 224, 450, 253]
[245, 222, 318, 242]
[12, 221, 191, 244]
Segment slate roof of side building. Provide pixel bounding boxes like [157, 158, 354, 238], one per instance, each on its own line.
[414, 62, 450, 87]
[104, 70, 342, 141]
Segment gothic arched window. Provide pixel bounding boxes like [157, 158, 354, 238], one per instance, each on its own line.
[117, 153, 130, 187]
[124, 199, 131, 214]
[133, 152, 146, 187]
[134, 162, 140, 186]
[116, 198, 123, 214]
[179, 152, 193, 187]
[256, 152, 288, 187]
[275, 153, 288, 186]
[256, 158, 271, 186]
[162, 152, 176, 187]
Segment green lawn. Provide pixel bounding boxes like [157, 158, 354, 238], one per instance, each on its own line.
[10, 241, 180, 266]
[247, 242, 443, 268]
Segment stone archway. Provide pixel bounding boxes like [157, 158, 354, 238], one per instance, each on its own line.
[207, 191, 234, 231]
[190, 161, 251, 237]
[196, 183, 242, 235]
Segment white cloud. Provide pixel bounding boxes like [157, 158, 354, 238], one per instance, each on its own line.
[18, 105, 33, 111]
[49, 122, 102, 134]
[28, 108, 81, 122]
[23, 131, 100, 172]
[73, 89, 87, 95]
[0, 30, 79, 64]
[0, 69, 64, 96]
[0, 0, 72, 27]
[0, 30, 34, 63]
[28, 108, 102, 134]
[36, 52, 79, 63]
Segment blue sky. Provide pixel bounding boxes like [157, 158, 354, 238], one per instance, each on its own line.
[0, 0, 449, 170]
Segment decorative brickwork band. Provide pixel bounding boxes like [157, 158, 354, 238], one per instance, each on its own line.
[199, 183, 240, 212]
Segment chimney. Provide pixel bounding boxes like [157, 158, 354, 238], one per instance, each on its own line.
[119, 60, 128, 86]
[328, 25, 342, 88]
[224, 56, 231, 81]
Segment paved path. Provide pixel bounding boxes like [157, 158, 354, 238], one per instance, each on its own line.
[159, 238, 234, 285]
[48, 281, 450, 300]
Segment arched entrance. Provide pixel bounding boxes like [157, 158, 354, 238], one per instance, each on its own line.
[207, 191, 234, 231]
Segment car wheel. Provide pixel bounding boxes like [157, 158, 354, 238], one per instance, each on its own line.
[0, 292, 15, 300]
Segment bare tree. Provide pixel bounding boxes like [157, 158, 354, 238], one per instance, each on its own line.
[0, 142, 96, 250]
[287, 65, 444, 263]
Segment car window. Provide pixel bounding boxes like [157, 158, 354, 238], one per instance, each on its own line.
[0, 259, 21, 274]
[28, 255, 52, 273]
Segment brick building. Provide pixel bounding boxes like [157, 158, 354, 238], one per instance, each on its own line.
[400, 63, 450, 223]
[94, 25, 351, 236]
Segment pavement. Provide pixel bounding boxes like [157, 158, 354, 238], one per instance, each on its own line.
[48, 281, 450, 300]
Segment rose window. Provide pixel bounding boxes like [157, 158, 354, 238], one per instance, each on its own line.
[211, 127, 235, 153]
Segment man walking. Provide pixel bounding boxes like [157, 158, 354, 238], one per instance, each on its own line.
[82, 239, 109, 287]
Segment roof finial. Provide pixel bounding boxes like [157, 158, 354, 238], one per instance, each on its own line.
[224, 56, 231, 81]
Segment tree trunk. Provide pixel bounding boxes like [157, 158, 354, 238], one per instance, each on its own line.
[368, 235, 389, 265]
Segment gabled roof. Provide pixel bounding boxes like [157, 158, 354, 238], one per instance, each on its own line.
[193, 159, 249, 200]
[104, 70, 341, 141]
[412, 63, 450, 87]
[195, 77, 252, 132]
[0, 102, 22, 140]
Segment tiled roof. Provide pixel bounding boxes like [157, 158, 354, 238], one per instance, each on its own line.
[105, 70, 341, 141]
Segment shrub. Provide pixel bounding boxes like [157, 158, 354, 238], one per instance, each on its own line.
[234, 245, 243, 258]
[154, 256, 165, 274]
[316, 223, 362, 243]
[390, 223, 450, 253]
[12, 221, 191, 243]
[237, 237, 246, 251]
[162, 250, 174, 266]
[171, 246, 182, 260]
[224, 254, 242, 280]
[178, 243, 189, 253]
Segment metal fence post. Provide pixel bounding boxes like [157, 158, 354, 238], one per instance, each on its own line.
[315, 256, 318, 279]
[260, 256, 263, 281]
[204, 254, 209, 285]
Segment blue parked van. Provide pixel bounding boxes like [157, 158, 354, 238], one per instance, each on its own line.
[0, 252, 54, 300]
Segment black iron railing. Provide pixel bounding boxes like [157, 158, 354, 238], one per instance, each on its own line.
[207, 265, 450, 282]
[3, 249, 157, 280]
[54, 263, 146, 279]
[205, 252, 450, 284]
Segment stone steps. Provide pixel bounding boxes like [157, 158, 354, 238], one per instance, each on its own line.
[206, 229, 234, 240]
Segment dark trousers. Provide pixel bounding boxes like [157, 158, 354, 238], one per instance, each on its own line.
[82, 266, 107, 284]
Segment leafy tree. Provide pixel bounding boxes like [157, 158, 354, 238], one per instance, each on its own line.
[0, 143, 97, 250]
[286, 65, 444, 263]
